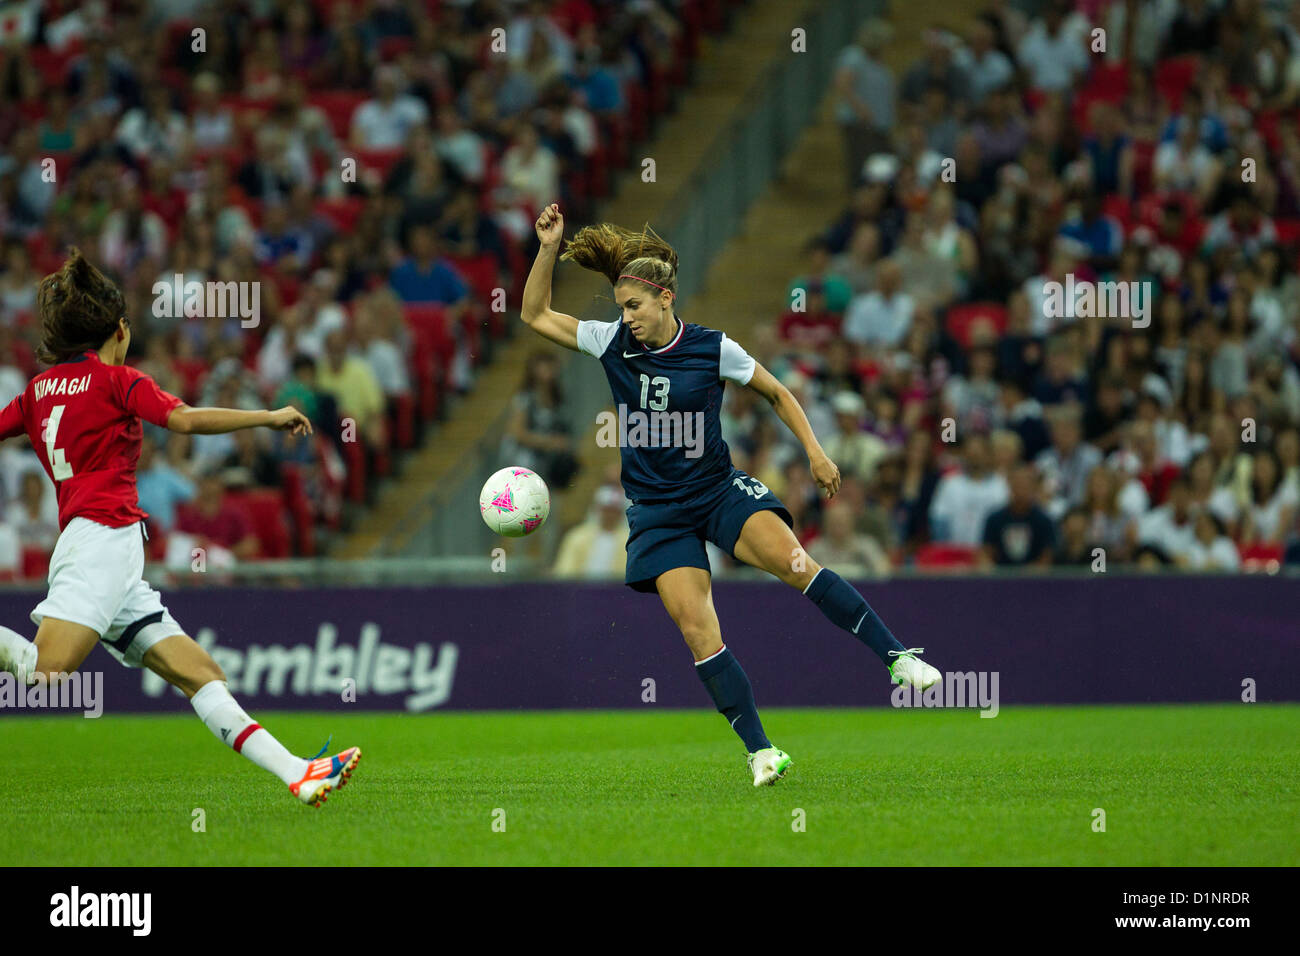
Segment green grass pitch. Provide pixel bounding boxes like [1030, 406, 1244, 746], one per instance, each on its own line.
[3, 704, 1297, 866]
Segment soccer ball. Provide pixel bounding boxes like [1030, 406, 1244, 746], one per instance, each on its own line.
[479, 466, 551, 537]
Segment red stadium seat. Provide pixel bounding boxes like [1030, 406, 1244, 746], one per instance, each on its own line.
[1084, 60, 1129, 101]
[446, 252, 502, 313]
[317, 195, 366, 233]
[20, 547, 50, 581]
[309, 91, 369, 140]
[914, 543, 980, 570]
[1101, 194, 1133, 231]
[403, 303, 455, 364]
[226, 489, 291, 558]
[377, 36, 414, 60]
[1155, 55, 1201, 111]
[1273, 219, 1300, 244]
[945, 302, 1008, 349]
[391, 392, 416, 449]
[354, 148, 405, 179]
[280, 463, 317, 555]
[1238, 543, 1283, 572]
[341, 435, 366, 503]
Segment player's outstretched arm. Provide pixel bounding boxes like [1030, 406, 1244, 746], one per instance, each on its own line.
[521, 203, 581, 352]
[745, 362, 841, 498]
[167, 405, 313, 436]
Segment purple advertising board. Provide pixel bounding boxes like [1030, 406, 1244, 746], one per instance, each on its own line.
[0, 577, 1296, 713]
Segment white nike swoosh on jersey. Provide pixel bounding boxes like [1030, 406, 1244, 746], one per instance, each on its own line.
[622, 351, 649, 358]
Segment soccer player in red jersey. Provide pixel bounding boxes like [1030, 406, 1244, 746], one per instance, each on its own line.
[0, 250, 359, 808]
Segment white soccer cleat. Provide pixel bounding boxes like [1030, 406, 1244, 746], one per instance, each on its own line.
[0, 626, 37, 684]
[888, 648, 941, 690]
[746, 747, 792, 787]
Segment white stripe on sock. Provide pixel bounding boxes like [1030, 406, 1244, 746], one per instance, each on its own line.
[694, 644, 728, 666]
[802, 568, 825, 595]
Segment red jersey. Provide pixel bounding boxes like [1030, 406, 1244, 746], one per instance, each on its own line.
[0, 350, 183, 530]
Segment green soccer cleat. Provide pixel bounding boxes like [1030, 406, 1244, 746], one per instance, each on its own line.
[747, 747, 792, 787]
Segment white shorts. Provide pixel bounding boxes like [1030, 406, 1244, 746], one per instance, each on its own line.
[30, 517, 185, 669]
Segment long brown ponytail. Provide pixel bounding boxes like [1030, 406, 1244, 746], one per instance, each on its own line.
[559, 222, 679, 300]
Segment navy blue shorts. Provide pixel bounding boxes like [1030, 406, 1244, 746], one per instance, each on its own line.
[624, 467, 794, 593]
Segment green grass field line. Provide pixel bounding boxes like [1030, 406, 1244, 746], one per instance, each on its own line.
[2, 705, 1297, 866]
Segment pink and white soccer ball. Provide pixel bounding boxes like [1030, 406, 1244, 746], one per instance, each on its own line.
[479, 466, 551, 537]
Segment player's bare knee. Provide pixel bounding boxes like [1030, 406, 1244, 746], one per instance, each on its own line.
[678, 621, 719, 656]
[34, 650, 82, 677]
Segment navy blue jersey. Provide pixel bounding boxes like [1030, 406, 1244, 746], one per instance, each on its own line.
[577, 314, 757, 503]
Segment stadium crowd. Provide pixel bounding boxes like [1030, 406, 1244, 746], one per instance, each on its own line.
[557, 0, 1300, 579]
[0, 0, 713, 578]
[753, 0, 1300, 575]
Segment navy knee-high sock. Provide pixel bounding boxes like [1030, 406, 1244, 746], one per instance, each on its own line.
[804, 568, 906, 666]
[695, 647, 771, 753]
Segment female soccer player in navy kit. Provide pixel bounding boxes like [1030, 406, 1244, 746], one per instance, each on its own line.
[523, 205, 940, 786]
[0, 250, 360, 808]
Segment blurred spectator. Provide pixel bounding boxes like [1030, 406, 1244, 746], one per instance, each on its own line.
[1174, 511, 1240, 571]
[777, 282, 841, 355]
[942, 344, 1000, 435]
[1016, 0, 1089, 93]
[553, 484, 629, 579]
[829, 223, 881, 295]
[833, 19, 896, 188]
[350, 64, 428, 150]
[274, 353, 325, 428]
[954, 19, 1014, 106]
[1080, 464, 1142, 562]
[500, 351, 579, 490]
[190, 72, 234, 149]
[497, 122, 560, 213]
[981, 463, 1056, 567]
[787, 237, 853, 315]
[1053, 506, 1095, 565]
[316, 329, 385, 444]
[6, 471, 59, 552]
[137, 439, 197, 534]
[812, 499, 891, 577]
[823, 392, 888, 485]
[843, 259, 913, 350]
[115, 86, 187, 163]
[221, 428, 281, 489]
[1240, 448, 1299, 546]
[928, 433, 1009, 545]
[354, 291, 412, 402]
[993, 376, 1050, 460]
[1137, 475, 1197, 558]
[389, 225, 470, 307]
[173, 471, 260, 562]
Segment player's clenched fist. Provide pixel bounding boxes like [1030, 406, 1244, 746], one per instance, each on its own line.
[536, 203, 564, 246]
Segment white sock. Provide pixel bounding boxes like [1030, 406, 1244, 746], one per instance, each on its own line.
[0, 626, 38, 684]
[190, 680, 309, 785]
